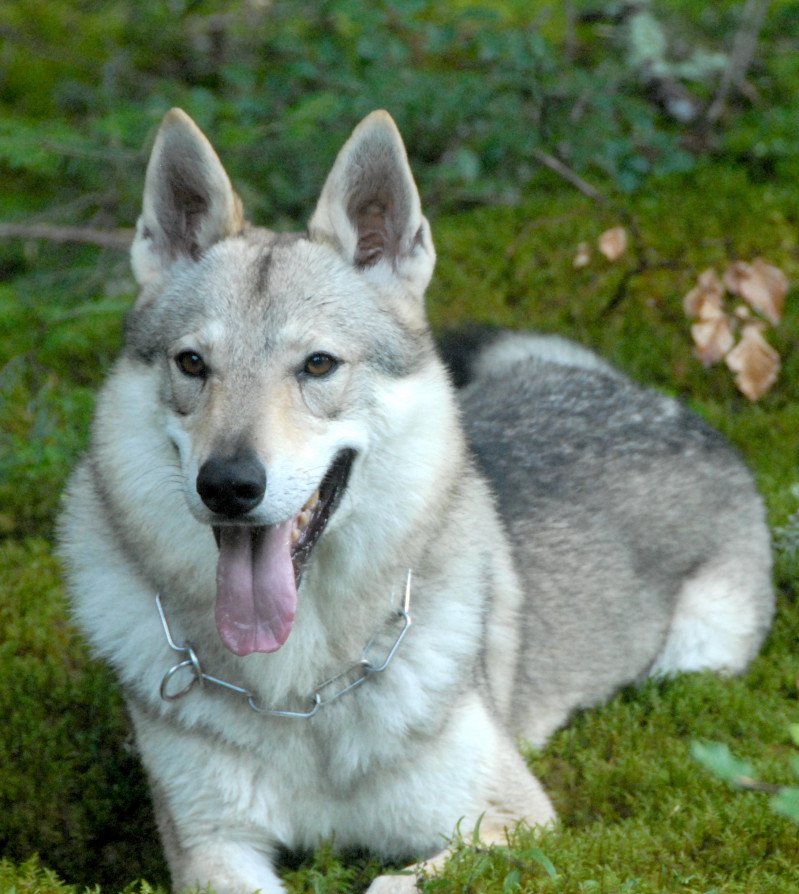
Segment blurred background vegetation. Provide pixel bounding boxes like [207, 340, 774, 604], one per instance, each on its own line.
[1, 1, 798, 892]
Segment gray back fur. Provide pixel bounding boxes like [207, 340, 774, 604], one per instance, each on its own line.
[453, 339, 773, 740]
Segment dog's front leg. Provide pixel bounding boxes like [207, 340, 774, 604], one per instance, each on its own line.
[365, 848, 452, 894]
[365, 817, 527, 894]
[164, 834, 285, 894]
[365, 732, 556, 893]
[129, 704, 288, 894]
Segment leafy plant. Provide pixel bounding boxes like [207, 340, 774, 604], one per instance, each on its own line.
[0, 0, 780, 234]
[692, 731, 799, 825]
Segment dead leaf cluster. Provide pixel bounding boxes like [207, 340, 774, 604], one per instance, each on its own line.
[683, 260, 787, 401]
[572, 229, 787, 402]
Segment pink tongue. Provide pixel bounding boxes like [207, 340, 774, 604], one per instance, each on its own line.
[215, 523, 297, 656]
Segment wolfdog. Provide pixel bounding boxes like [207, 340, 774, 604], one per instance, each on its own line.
[59, 108, 774, 893]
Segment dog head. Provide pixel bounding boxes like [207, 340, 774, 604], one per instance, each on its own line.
[123, 109, 444, 656]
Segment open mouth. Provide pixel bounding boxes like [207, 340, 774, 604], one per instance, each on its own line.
[211, 450, 355, 657]
[288, 448, 355, 577]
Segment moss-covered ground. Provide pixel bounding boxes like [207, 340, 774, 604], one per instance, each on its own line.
[1, 152, 797, 893]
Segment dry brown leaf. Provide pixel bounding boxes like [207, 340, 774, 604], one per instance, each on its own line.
[724, 323, 780, 400]
[751, 258, 789, 322]
[697, 291, 725, 320]
[723, 261, 748, 295]
[683, 268, 724, 318]
[691, 306, 735, 366]
[573, 241, 591, 269]
[723, 259, 788, 325]
[598, 226, 628, 261]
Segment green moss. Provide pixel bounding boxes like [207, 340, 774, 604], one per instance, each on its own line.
[2, 156, 799, 891]
[2, 37, 799, 886]
[0, 540, 166, 890]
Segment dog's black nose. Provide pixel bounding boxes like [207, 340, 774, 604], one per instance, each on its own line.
[196, 451, 266, 517]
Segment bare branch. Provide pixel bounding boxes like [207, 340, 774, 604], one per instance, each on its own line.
[529, 148, 654, 316]
[531, 148, 609, 206]
[0, 222, 133, 251]
[706, 0, 770, 124]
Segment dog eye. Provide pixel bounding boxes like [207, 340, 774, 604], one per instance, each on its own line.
[303, 353, 338, 378]
[175, 351, 207, 378]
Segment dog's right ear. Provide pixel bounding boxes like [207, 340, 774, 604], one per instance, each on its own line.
[131, 108, 245, 286]
[308, 111, 435, 301]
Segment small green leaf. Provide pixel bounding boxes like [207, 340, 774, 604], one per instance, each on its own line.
[691, 741, 755, 787]
[771, 787, 799, 824]
[503, 868, 521, 892]
[471, 812, 485, 846]
[521, 847, 558, 880]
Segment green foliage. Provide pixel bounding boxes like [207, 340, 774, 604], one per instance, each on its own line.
[691, 741, 756, 786]
[0, 855, 163, 894]
[692, 737, 799, 825]
[419, 830, 558, 893]
[1, 0, 792, 231]
[279, 844, 381, 894]
[0, 262, 126, 537]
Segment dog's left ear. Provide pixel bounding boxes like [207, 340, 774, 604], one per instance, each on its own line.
[131, 108, 245, 287]
[309, 111, 435, 299]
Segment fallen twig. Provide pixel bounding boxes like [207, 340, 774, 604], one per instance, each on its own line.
[0, 222, 133, 251]
[735, 775, 785, 795]
[531, 148, 609, 206]
[530, 148, 653, 313]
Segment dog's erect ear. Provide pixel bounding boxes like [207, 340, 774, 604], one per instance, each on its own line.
[308, 110, 435, 299]
[131, 108, 245, 286]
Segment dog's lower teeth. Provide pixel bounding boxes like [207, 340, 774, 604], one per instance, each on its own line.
[302, 490, 320, 513]
[292, 503, 317, 546]
[291, 490, 320, 544]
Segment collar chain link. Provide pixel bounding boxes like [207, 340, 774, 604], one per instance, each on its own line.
[156, 570, 413, 719]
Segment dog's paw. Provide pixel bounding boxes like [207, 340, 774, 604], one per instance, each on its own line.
[365, 870, 420, 894]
